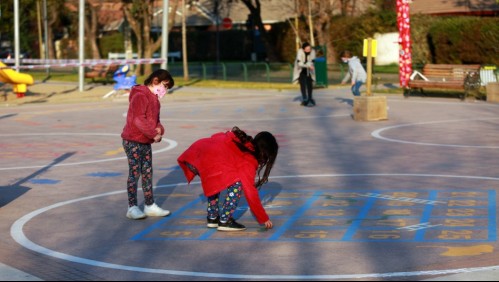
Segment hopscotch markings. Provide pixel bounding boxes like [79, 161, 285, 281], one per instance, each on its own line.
[359, 192, 447, 205]
[104, 147, 123, 156]
[418, 245, 494, 257]
[397, 222, 443, 231]
[135, 190, 495, 243]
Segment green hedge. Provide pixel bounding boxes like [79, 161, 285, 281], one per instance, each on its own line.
[98, 33, 125, 59]
[426, 16, 498, 65]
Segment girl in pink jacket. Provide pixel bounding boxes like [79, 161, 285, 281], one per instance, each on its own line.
[121, 69, 174, 220]
[177, 127, 278, 231]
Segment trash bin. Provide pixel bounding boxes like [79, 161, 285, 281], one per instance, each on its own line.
[314, 45, 328, 88]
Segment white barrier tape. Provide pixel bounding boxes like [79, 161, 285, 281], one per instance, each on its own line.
[0, 58, 166, 70]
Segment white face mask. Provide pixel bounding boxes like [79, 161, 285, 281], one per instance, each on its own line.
[152, 84, 167, 99]
[341, 58, 349, 63]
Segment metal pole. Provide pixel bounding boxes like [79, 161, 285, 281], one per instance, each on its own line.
[78, 0, 84, 92]
[215, 0, 220, 65]
[14, 0, 20, 70]
[160, 0, 169, 70]
[43, 0, 49, 75]
[182, 0, 189, 80]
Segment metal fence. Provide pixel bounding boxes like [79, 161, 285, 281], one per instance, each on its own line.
[165, 62, 348, 84]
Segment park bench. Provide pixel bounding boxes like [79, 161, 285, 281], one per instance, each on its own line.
[84, 64, 119, 84]
[405, 64, 481, 100]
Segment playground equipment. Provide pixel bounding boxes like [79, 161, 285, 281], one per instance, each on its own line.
[0, 61, 34, 98]
[102, 65, 137, 99]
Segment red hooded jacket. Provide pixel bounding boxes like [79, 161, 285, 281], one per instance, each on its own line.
[177, 131, 269, 224]
[121, 85, 165, 144]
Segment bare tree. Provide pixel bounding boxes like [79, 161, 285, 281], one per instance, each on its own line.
[46, 1, 66, 59]
[312, 0, 336, 62]
[85, 1, 101, 59]
[296, 0, 337, 63]
[122, 0, 179, 75]
[239, 0, 278, 61]
[296, 0, 374, 63]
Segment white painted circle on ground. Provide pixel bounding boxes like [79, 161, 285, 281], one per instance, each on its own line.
[10, 173, 499, 280]
[0, 133, 177, 171]
[371, 118, 499, 148]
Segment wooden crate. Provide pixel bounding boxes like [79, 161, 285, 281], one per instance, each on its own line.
[486, 82, 499, 103]
[353, 96, 388, 121]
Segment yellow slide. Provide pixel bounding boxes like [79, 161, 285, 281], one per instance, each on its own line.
[0, 61, 34, 98]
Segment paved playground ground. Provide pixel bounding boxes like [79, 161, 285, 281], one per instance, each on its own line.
[0, 84, 498, 281]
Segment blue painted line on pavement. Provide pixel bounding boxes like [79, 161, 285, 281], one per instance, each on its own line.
[131, 197, 203, 241]
[341, 192, 377, 241]
[415, 190, 438, 241]
[269, 191, 321, 241]
[488, 190, 497, 241]
[29, 179, 60, 184]
[86, 172, 122, 178]
[158, 165, 180, 171]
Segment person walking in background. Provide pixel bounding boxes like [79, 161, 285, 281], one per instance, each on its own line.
[177, 126, 278, 231]
[292, 42, 316, 106]
[340, 50, 367, 96]
[121, 69, 174, 220]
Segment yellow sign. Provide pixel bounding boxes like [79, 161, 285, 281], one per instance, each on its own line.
[363, 39, 378, 57]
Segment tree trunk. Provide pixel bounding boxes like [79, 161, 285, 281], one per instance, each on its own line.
[312, 0, 337, 63]
[241, 0, 279, 61]
[142, 3, 153, 75]
[85, 3, 101, 59]
[123, 0, 179, 75]
[47, 4, 58, 59]
[122, 1, 145, 75]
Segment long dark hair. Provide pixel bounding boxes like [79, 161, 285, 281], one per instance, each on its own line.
[231, 126, 278, 189]
[144, 69, 174, 89]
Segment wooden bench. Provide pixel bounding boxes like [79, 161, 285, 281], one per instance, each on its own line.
[84, 64, 119, 84]
[406, 64, 481, 100]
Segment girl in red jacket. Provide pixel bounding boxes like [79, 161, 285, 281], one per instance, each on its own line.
[177, 127, 278, 231]
[121, 69, 174, 220]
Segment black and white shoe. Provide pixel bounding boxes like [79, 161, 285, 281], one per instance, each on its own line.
[207, 216, 220, 228]
[217, 219, 246, 231]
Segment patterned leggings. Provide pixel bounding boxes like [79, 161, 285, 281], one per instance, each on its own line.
[207, 182, 242, 223]
[123, 140, 154, 207]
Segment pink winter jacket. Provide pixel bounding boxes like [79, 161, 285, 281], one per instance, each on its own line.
[121, 85, 165, 144]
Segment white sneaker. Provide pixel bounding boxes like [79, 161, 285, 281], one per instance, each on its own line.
[126, 205, 146, 220]
[144, 203, 170, 217]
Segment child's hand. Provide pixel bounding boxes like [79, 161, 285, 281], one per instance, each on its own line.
[153, 134, 162, 143]
[263, 220, 273, 229]
[155, 127, 162, 135]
